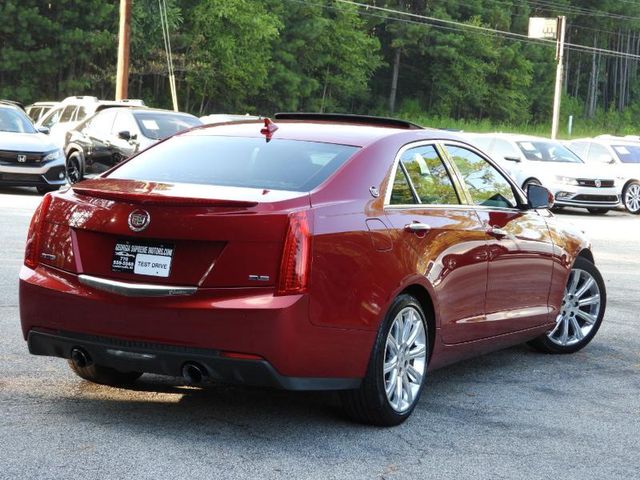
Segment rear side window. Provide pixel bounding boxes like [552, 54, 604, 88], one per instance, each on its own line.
[390, 167, 416, 204]
[59, 105, 77, 122]
[109, 135, 359, 192]
[398, 145, 459, 205]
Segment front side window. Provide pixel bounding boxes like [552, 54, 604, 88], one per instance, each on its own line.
[492, 139, 521, 161]
[398, 145, 459, 205]
[586, 143, 614, 164]
[516, 140, 583, 163]
[41, 107, 62, 129]
[447, 145, 517, 209]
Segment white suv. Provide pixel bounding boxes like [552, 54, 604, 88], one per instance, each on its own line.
[568, 136, 640, 214]
[465, 133, 620, 214]
[36, 96, 144, 147]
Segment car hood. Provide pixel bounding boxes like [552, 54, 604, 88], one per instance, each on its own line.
[0, 131, 58, 152]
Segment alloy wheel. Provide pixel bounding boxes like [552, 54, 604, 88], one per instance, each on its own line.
[547, 268, 601, 347]
[66, 157, 81, 184]
[383, 306, 427, 413]
[624, 183, 640, 213]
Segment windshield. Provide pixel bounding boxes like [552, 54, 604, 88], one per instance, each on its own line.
[0, 107, 36, 133]
[611, 144, 640, 164]
[516, 140, 583, 163]
[134, 112, 202, 140]
[109, 135, 359, 192]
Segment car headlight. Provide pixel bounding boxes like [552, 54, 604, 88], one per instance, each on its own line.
[42, 149, 63, 162]
[554, 175, 579, 186]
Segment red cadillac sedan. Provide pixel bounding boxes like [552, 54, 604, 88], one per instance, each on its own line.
[20, 113, 606, 426]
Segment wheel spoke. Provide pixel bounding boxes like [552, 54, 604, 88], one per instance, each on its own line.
[578, 294, 600, 307]
[387, 335, 399, 356]
[569, 316, 584, 340]
[568, 270, 581, 294]
[384, 357, 398, 374]
[406, 364, 423, 384]
[402, 374, 413, 405]
[575, 309, 597, 325]
[407, 344, 426, 360]
[405, 319, 420, 347]
[549, 315, 563, 337]
[385, 368, 398, 397]
[575, 277, 595, 299]
[395, 374, 403, 405]
[560, 316, 569, 345]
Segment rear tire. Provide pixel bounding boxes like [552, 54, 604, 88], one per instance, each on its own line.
[528, 256, 605, 354]
[68, 360, 142, 386]
[66, 152, 83, 184]
[587, 208, 609, 215]
[341, 294, 429, 426]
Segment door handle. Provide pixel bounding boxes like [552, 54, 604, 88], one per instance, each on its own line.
[487, 226, 507, 239]
[405, 222, 431, 233]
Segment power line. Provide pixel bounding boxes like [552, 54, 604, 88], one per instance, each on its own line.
[335, 0, 640, 60]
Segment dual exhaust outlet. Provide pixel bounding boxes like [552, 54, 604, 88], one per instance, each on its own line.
[70, 346, 208, 384]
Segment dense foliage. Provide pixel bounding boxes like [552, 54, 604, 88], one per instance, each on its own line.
[2, 1, 640, 134]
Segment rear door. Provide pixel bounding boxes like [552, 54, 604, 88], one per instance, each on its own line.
[443, 143, 555, 334]
[383, 143, 490, 343]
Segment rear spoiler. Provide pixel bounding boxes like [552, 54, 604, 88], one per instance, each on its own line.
[72, 185, 258, 208]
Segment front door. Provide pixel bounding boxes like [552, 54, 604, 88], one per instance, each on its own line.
[444, 143, 555, 337]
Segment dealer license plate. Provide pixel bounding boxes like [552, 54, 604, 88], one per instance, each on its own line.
[111, 240, 175, 278]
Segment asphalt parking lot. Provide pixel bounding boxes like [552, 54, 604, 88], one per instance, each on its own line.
[0, 187, 638, 480]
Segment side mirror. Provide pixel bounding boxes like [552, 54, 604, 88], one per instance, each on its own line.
[37, 127, 50, 135]
[527, 183, 554, 209]
[504, 156, 521, 162]
[117, 130, 132, 141]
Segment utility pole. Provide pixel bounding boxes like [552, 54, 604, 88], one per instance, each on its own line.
[115, 0, 132, 100]
[551, 16, 566, 140]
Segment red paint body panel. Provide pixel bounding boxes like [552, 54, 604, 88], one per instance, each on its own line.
[19, 121, 593, 386]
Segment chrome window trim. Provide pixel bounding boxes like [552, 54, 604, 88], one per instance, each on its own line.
[383, 140, 464, 208]
[79, 274, 197, 297]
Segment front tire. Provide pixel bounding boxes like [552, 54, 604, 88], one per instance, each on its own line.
[68, 360, 142, 386]
[623, 181, 640, 214]
[529, 256, 606, 354]
[341, 294, 429, 426]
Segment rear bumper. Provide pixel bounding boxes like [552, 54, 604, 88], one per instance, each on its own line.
[27, 330, 360, 390]
[19, 265, 375, 386]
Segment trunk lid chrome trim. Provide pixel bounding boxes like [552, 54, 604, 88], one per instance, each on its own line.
[78, 274, 196, 297]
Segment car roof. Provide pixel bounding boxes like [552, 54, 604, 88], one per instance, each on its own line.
[185, 119, 464, 148]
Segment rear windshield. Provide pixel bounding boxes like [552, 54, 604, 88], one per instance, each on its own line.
[109, 135, 359, 192]
[612, 144, 640, 163]
[134, 112, 201, 140]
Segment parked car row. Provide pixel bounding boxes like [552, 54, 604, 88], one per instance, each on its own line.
[465, 132, 640, 215]
[1, 96, 202, 193]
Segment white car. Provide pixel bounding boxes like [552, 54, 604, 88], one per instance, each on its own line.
[465, 133, 620, 214]
[36, 96, 145, 147]
[568, 136, 640, 214]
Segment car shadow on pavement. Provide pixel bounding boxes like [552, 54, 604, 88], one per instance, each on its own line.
[0, 186, 44, 197]
[22, 340, 625, 436]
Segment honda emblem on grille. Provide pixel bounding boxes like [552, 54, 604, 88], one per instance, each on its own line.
[17, 154, 27, 163]
[595, 179, 602, 188]
[128, 209, 150, 232]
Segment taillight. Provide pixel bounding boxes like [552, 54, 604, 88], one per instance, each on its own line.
[276, 211, 311, 295]
[24, 194, 53, 269]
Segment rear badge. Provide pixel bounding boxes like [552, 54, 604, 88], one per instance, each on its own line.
[248, 275, 270, 282]
[128, 209, 150, 232]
